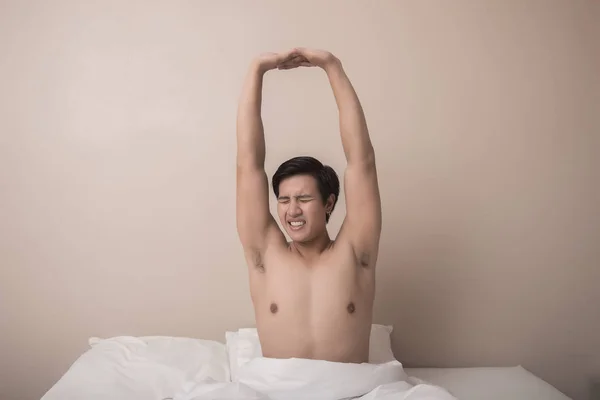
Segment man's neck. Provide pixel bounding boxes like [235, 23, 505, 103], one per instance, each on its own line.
[290, 231, 332, 261]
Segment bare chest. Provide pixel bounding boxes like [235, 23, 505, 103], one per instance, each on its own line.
[249, 251, 375, 322]
[248, 250, 375, 361]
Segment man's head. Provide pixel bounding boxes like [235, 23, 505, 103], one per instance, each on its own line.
[272, 156, 340, 243]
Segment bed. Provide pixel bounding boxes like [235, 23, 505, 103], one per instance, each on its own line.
[41, 326, 571, 400]
[405, 367, 571, 400]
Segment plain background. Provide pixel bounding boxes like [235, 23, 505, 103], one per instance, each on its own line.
[1, 1, 598, 399]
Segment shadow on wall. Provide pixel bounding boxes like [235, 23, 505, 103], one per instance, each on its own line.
[375, 229, 466, 367]
[373, 211, 526, 369]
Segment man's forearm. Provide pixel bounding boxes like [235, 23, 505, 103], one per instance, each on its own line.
[325, 59, 375, 164]
[237, 64, 266, 169]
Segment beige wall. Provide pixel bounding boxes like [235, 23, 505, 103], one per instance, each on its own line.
[1, 1, 598, 399]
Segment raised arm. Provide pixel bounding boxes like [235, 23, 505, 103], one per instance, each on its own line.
[281, 48, 382, 265]
[236, 53, 292, 258]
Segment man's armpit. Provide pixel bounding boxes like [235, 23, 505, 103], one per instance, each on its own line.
[245, 247, 265, 272]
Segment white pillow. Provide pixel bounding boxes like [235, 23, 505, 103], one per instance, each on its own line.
[368, 324, 396, 363]
[88, 336, 231, 382]
[226, 324, 395, 382]
[43, 336, 231, 400]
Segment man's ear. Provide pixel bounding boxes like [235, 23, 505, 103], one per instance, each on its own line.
[325, 194, 336, 213]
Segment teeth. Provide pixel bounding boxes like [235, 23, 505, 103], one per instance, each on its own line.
[290, 221, 305, 227]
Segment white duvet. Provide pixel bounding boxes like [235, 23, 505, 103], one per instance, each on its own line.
[175, 358, 456, 400]
[42, 336, 456, 400]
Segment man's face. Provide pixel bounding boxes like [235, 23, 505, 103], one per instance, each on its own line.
[276, 175, 330, 242]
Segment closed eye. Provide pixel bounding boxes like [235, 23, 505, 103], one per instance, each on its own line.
[295, 194, 314, 203]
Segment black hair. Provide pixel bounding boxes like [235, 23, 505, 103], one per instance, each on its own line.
[272, 156, 340, 223]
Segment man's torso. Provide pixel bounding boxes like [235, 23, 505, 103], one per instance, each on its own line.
[248, 240, 375, 364]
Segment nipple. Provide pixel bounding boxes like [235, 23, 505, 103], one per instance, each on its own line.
[347, 302, 355, 314]
[270, 303, 278, 313]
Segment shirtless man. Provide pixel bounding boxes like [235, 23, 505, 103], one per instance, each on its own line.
[236, 48, 381, 364]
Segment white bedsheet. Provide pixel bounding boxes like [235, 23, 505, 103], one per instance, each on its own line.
[174, 358, 456, 400]
[42, 336, 570, 400]
[42, 336, 455, 400]
[405, 366, 572, 400]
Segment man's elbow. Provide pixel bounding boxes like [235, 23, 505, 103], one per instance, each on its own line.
[349, 148, 376, 169]
[236, 153, 265, 171]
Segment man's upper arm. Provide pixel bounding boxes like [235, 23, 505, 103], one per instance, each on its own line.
[236, 165, 282, 257]
[339, 156, 382, 266]
[235, 59, 287, 260]
[318, 56, 381, 266]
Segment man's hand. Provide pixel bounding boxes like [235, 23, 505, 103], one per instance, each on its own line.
[251, 48, 338, 73]
[278, 48, 338, 70]
[253, 50, 303, 74]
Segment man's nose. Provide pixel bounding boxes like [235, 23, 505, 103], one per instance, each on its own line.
[288, 201, 302, 216]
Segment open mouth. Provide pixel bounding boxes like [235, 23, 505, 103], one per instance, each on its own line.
[288, 220, 306, 230]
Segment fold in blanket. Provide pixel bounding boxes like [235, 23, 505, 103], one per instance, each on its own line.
[174, 358, 457, 400]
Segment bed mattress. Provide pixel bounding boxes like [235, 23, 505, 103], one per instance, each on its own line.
[405, 366, 571, 400]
